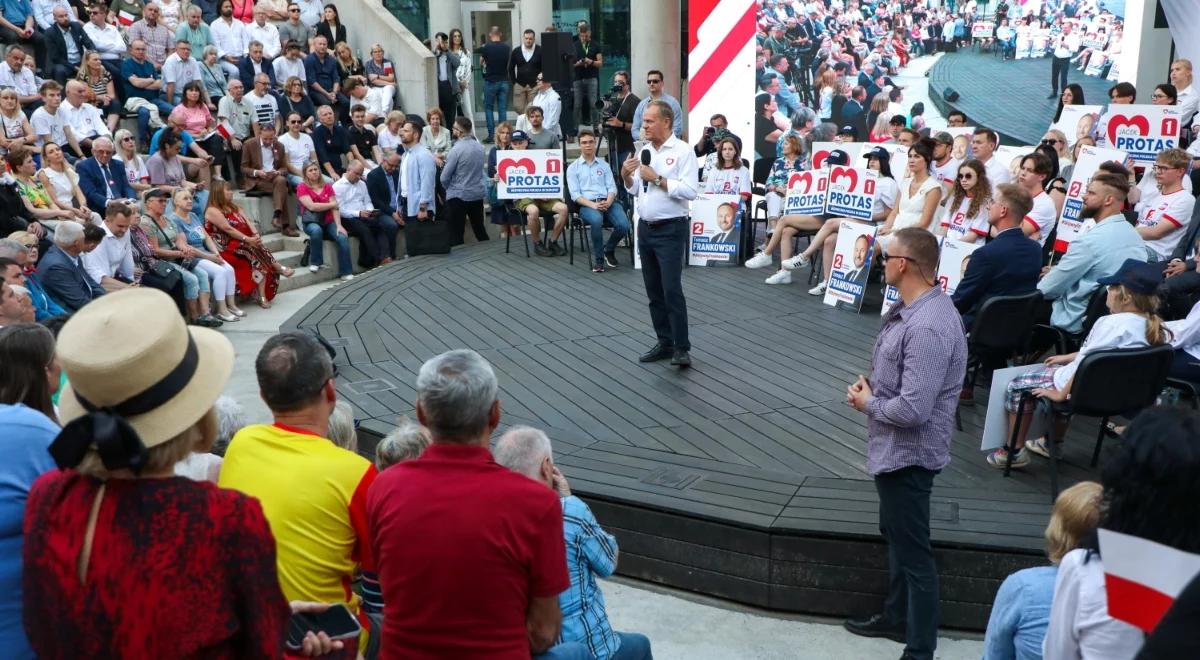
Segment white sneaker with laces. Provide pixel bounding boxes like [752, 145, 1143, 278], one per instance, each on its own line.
[764, 270, 792, 285]
[744, 251, 772, 269]
[308, 264, 319, 272]
[340, 274, 355, 282]
[808, 281, 827, 296]
[781, 253, 810, 270]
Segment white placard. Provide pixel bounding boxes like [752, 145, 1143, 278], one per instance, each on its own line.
[1098, 105, 1184, 166]
[824, 166, 879, 222]
[981, 364, 1048, 451]
[1052, 105, 1103, 148]
[1055, 145, 1128, 252]
[783, 169, 829, 215]
[936, 239, 982, 297]
[823, 221, 877, 312]
[494, 149, 564, 200]
[688, 194, 743, 267]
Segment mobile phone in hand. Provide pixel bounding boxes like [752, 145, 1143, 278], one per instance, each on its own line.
[285, 603, 360, 650]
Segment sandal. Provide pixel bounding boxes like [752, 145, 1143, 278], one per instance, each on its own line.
[1104, 421, 1125, 436]
[257, 298, 272, 309]
[1026, 437, 1052, 459]
[280, 266, 294, 278]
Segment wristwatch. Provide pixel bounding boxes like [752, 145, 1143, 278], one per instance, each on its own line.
[654, 176, 663, 187]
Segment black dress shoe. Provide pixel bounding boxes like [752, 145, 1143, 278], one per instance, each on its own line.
[670, 349, 692, 368]
[843, 614, 906, 643]
[1047, 92, 1058, 99]
[638, 343, 674, 362]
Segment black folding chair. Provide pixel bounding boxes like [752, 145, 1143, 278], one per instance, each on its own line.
[1035, 286, 1110, 355]
[956, 291, 1044, 431]
[1005, 344, 1174, 501]
[502, 201, 531, 257]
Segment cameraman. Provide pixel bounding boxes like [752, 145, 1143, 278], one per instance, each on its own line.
[602, 70, 639, 165]
[693, 114, 742, 161]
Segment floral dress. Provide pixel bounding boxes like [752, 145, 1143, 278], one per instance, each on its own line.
[206, 208, 282, 301]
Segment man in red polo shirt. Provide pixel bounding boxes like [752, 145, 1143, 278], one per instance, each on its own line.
[367, 349, 585, 659]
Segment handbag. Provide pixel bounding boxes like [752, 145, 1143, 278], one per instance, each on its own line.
[405, 216, 451, 256]
[149, 260, 182, 290]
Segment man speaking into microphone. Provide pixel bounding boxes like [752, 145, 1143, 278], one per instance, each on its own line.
[621, 99, 698, 367]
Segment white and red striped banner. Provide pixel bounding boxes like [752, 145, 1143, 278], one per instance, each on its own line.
[687, 0, 755, 156]
[1099, 528, 1200, 632]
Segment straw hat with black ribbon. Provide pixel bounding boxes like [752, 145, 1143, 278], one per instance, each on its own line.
[49, 288, 234, 473]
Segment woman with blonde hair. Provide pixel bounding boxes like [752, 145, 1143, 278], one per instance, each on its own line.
[171, 187, 242, 322]
[36, 142, 100, 226]
[487, 121, 518, 236]
[112, 129, 152, 194]
[333, 41, 364, 88]
[0, 88, 36, 158]
[75, 52, 121, 133]
[816, 69, 838, 122]
[378, 110, 404, 155]
[983, 481, 1102, 659]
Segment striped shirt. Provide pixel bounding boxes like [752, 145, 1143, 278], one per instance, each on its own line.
[556, 495, 621, 659]
[865, 286, 967, 475]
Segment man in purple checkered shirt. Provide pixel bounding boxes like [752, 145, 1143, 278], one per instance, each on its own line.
[843, 227, 967, 660]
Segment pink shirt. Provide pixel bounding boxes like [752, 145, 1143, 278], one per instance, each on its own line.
[174, 103, 213, 137]
[297, 182, 334, 223]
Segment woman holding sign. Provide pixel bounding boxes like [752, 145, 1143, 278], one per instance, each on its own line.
[762, 135, 806, 232]
[877, 138, 942, 254]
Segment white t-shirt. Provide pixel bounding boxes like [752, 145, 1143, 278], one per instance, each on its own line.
[30, 106, 69, 148]
[1042, 549, 1145, 660]
[1053, 312, 1150, 390]
[378, 128, 402, 154]
[1136, 188, 1196, 261]
[940, 195, 989, 242]
[1024, 191, 1057, 246]
[247, 90, 279, 128]
[873, 176, 898, 218]
[278, 132, 316, 172]
[982, 155, 1012, 191]
[930, 156, 962, 190]
[703, 166, 751, 197]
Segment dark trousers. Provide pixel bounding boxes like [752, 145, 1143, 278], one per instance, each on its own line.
[1051, 56, 1070, 94]
[140, 268, 188, 316]
[445, 198, 488, 246]
[437, 80, 456, 123]
[0, 27, 46, 75]
[1160, 267, 1200, 320]
[638, 218, 690, 351]
[50, 62, 79, 85]
[1170, 348, 1200, 382]
[348, 213, 400, 263]
[875, 466, 939, 660]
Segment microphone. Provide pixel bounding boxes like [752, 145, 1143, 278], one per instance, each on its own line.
[640, 150, 652, 194]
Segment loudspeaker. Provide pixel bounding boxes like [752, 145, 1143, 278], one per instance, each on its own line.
[540, 32, 575, 85]
[943, 86, 960, 103]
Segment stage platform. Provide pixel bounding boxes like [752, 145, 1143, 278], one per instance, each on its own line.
[285, 238, 1113, 631]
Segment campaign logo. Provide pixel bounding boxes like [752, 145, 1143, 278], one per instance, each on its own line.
[1106, 110, 1179, 163]
[497, 155, 562, 195]
[829, 166, 859, 193]
[812, 149, 832, 169]
[784, 170, 827, 215]
[825, 165, 877, 221]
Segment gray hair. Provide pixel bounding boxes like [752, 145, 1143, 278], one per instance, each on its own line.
[247, 40, 263, 51]
[52, 221, 85, 247]
[0, 238, 26, 260]
[790, 106, 816, 130]
[327, 400, 358, 452]
[810, 121, 837, 142]
[202, 45, 219, 60]
[91, 136, 113, 152]
[211, 395, 245, 456]
[492, 426, 552, 480]
[187, 5, 201, 16]
[647, 99, 674, 125]
[415, 349, 498, 441]
[375, 416, 431, 470]
[226, 78, 244, 92]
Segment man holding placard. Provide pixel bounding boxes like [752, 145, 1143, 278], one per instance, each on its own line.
[1130, 148, 1195, 262]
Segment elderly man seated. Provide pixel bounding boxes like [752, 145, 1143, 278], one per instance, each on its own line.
[510, 129, 568, 257]
[494, 426, 653, 660]
[36, 220, 105, 312]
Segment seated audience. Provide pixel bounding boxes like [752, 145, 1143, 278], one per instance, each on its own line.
[246, 10, 281, 60]
[204, 178, 293, 307]
[21, 288, 291, 657]
[38, 142, 103, 226]
[326, 400, 358, 452]
[0, 322, 59, 656]
[82, 4, 125, 82]
[216, 78, 253, 175]
[174, 82, 227, 179]
[1038, 171, 1147, 333]
[0, 241, 65, 320]
[377, 110, 403, 156]
[7, 146, 80, 232]
[0, 281, 29, 326]
[162, 39, 205, 107]
[34, 220, 103, 312]
[702, 137, 752, 201]
[76, 136, 137, 214]
[126, 212, 191, 313]
[333, 41, 363, 91]
[238, 39, 278, 91]
[122, 39, 176, 148]
[494, 426, 653, 660]
[510, 129, 566, 257]
[313, 104, 350, 179]
[761, 135, 805, 230]
[279, 111, 319, 186]
[305, 35, 346, 114]
[1015, 152, 1058, 247]
[128, 2, 175, 68]
[210, 0, 249, 81]
[373, 416, 431, 471]
[75, 51, 120, 135]
[298, 161, 353, 281]
[281, 75, 317, 131]
[568, 130, 629, 273]
[43, 7, 94, 85]
[197, 46, 230, 109]
[315, 7, 346, 61]
[953, 183, 1042, 331]
[113, 129, 153, 195]
[364, 43, 395, 91]
[1131, 148, 1195, 262]
[366, 349, 572, 658]
[140, 188, 223, 327]
[60, 80, 111, 154]
[174, 6, 213, 57]
[982, 481, 1101, 660]
[147, 129, 210, 214]
[989, 259, 1169, 468]
[344, 102, 381, 166]
[334, 160, 396, 268]
[0, 89, 36, 158]
[938, 160, 992, 244]
[246, 73, 280, 131]
[31, 81, 84, 162]
[80, 200, 136, 293]
[219, 331, 381, 657]
[442, 117, 489, 247]
[273, 40, 307, 96]
[171, 187, 242, 322]
[522, 105, 561, 151]
[209, 394, 246, 456]
[241, 121, 295, 235]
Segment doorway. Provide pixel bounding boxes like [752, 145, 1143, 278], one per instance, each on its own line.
[462, 2, 521, 126]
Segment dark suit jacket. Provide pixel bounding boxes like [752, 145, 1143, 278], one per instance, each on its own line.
[240, 137, 287, 188]
[366, 165, 401, 217]
[711, 230, 739, 246]
[77, 157, 136, 214]
[238, 55, 277, 90]
[953, 227, 1042, 327]
[841, 99, 867, 139]
[44, 22, 95, 70]
[38, 245, 104, 312]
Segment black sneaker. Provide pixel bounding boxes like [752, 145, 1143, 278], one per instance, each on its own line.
[549, 242, 564, 257]
[843, 614, 906, 643]
[534, 241, 551, 257]
[592, 259, 605, 273]
[604, 250, 619, 269]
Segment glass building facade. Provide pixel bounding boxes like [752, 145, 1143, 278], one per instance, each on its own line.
[552, 0, 631, 89]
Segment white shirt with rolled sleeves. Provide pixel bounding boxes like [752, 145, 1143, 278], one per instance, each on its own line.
[81, 227, 134, 283]
[624, 135, 699, 221]
[210, 17, 248, 60]
[332, 176, 374, 218]
[529, 87, 562, 137]
[1024, 191, 1058, 247]
[1136, 188, 1196, 261]
[982, 155, 1012, 192]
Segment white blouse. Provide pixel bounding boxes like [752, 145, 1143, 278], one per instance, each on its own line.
[893, 174, 943, 231]
[39, 166, 78, 208]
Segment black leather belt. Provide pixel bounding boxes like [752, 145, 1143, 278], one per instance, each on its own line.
[642, 215, 687, 226]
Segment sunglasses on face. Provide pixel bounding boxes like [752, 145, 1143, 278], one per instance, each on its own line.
[647, 79, 662, 84]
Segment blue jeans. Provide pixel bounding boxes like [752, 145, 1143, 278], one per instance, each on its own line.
[162, 260, 205, 299]
[483, 79, 509, 138]
[135, 98, 175, 143]
[612, 632, 653, 660]
[304, 219, 353, 276]
[579, 203, 629, 261]
[533, 641, 590, 660]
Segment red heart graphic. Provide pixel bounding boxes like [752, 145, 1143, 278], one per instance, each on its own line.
[813, 150, 831, 168]
[1106, 114, 1150, 147]
[829, 166, 859, 192]
[788, 171, 813, 194]
[497, 157, 537, 183]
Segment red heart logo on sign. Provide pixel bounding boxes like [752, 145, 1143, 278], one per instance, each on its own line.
[788, 171, 814, 194]
[497, 157, 537, 183]
[1106, 114, 1150, 147]
[813, 150, 831, 169]
[829, 166, 858, 192]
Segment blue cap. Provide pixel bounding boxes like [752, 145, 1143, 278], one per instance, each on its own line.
[511, 130, 529, 142]
[1096, 259, 1163, 295]
[825, 149, 850, 166]
[862, 146, 891, 162]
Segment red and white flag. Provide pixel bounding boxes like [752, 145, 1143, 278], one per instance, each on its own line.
[1099, 528, 1200, 632]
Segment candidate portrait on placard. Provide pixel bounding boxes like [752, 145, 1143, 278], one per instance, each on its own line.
[711, 202, 740, 246]
[843, 233, 872, 286]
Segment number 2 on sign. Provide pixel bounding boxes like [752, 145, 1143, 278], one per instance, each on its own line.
[832, 254, 843, 269]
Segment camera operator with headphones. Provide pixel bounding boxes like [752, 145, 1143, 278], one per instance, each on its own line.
[601, 70, 640, 209]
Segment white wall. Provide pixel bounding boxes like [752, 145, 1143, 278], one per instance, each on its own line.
[338, 2, 437, 115]
[1119, 0, 1172, 92]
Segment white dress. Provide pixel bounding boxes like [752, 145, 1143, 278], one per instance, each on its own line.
[879, 175, 942, 252]
[452, 47, 473, 122]
[39, 166, 77, 208]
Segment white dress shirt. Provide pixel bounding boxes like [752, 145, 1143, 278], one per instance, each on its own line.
[530, 87, 562, 137]
[0, 62, 40, 98]
[83, 21, 127, 61]
[61, 100, 110, 140]
[332, 176, 374, 217]
[210, 17, 248, 59]
[623, 134, 699, 221]
[246, 21, 282, 59]
[273, 55, 306, 86]
[1176, 84, 1198, 128]
[81, 225, 134, 283]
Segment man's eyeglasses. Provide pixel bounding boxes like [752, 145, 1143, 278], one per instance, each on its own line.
[647, 79, 662, 85]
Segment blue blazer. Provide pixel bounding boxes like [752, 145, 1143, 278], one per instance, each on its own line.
[402, 145, 437, 217]
[37, 245, 104, 313]
[237, 55, 277, 90]
[77, 157, 135, 214]
[952, 227, 1042, 327]
[25, 274, 66, 321]
[366, 165, 401, 217]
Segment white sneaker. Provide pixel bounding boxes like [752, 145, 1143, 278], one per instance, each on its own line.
[808, 281, 827, 296]
[745, 251, 773, 269]
[340, 274, 355, 282]
[764, 270, 792, 285]
[781, 253, 810, 270]
[308, 264, 319, 272]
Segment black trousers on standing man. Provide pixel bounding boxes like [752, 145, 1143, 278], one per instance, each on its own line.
[638, 217, 690, 351]
[445, 198, 489, 246]
[1051, 55, 1070, 95]
[875, 465, 939, 660]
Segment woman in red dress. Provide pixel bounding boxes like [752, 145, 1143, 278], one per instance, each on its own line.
[204, 178, 293, 308]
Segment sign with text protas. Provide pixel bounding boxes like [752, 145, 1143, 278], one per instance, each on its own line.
[936, 239, 982, 297]
[783, 169, 829, 215]
[494, 149, 564, 200]
[688, 194, 743, 267]
[1099, 105, 1183, 166]
[823, 221, 877, 312]
[1052, 104, 1103, 147]
[1055, 145, 1128, 252]
[971, 21, 994, 39]
[824, 166, 879, 222]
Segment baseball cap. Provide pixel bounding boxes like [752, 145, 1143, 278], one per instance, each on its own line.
[838, 125, 858, 139]
[825, 149, 850, 166]
[511, 130, 529, 142]
[932, 131, 954, 146]
[1096, 259, 1163, 295]
[144, 188, 171, 201]
[861, 146, 891, 162]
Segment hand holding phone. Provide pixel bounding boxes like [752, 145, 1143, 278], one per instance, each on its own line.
[285, 602, 360, 652]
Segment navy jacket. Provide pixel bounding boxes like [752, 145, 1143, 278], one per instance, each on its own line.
[37, 245, 104, 313]
[238, 55, 276, 90]
[77, 157, 136, 214]
[952, 227, 1042, 328]
[44, 21, 95, 70]
[366, 165, 401, 217]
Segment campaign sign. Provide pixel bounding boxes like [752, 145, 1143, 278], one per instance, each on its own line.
[971, 21, 993, 39]
[494, 149, 564, 199]
[936, 239, 982, 297]
[1055, 145, 1127, 252]
[1100, 105, 1182, 165]
[783, 170, 829, 215]
[823, 221, 877, 312]
[1052, 104, 1103, 147]
[688, 194, 743, 267]
[824, 166, 878, 221]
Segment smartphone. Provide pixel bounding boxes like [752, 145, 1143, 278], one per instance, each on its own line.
[285, 603, 361, 650]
